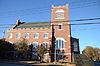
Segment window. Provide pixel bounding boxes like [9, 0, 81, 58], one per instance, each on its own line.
[57, 55, 63, 60]
[56, 9, 64, 19]
[33, 42, 38, 49]
[16, 33, 21, 38]
[58, 25, 62, 29]
[73, 42, 78, 52]
[25, 33, 29, 38]
[8, 33, 12, 38]
[43, 42, 48, 48]
[57, 52, 65, 60]
[44, 33, 48, 39]
[34, 33, 39, 39]
[56, 39, 64, 49]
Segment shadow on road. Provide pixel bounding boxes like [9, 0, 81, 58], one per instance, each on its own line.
[0, 61, 63, 66]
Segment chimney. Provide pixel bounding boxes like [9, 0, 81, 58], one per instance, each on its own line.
[16, 19, 21, 25]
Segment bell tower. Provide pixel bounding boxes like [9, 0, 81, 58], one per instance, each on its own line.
[51, 5, 72, 62]
[52, 4, 69, 22]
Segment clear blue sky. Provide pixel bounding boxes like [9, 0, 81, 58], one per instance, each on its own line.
[0, 0, 100, 52]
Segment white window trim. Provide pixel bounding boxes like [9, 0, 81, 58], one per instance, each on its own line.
[44, 33, 49, 39]
[55, 9, 64, 19]
[33, 42, 38, 44]
[42, 42, 49, 48]
[58, 24, 63, 30]
[34, 33, 39, 39]
[56, 37, 66, 50]
[16, 33, 21, 39]
[8, 33, 13, 39]
[33, 42, 38, 48]
[55, 9, 64, 13]
[55, 17, 65, 19]
[25, 33, 30, 39]
[56, 40, 65, 50]
[56, 37, 66, 42]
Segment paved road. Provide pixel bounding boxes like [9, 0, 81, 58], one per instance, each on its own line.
[0, 62, 62, 66]
[0, 62, 25, 66]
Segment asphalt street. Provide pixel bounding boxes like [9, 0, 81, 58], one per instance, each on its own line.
[0, 62, 25, 66]
[0, 62, 62, 66]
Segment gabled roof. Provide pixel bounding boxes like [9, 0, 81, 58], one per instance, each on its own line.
[13, 21, 51, 29]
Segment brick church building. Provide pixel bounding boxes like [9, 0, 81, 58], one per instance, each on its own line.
[6, 4, 80, 62]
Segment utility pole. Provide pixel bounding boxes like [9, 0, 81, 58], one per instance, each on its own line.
[54, 41, 56, 62]
[51, 24, 56, 62]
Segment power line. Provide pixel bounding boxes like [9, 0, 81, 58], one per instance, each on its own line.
[70, 0, 100, 9]
[5, 27, 100, 32]
[15, 17, 100, 25]
[0, 0, 99, 13]
[0, 6, 50, 14]
[11, 21, 100, 27]
[72, 27, 100, 31]
[70, 22, 100, 25]
[0, 17, 100, 26]
[0, 27, 12, 28]
[0, 24, 15, 26]
[0, 0, 100, 18]
[1, 25, 100, 33]
[69, 18, 100, 22]
[0, 9, 51, 18]
[3, 21, 99, 28]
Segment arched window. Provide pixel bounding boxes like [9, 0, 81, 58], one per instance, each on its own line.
[32, 42, 38, 49]
[56, 39, 64, 49]
[56, 9, 64, 19]
[42, 42, 48, 48]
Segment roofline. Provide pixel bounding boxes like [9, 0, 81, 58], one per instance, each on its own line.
[21, 21, 51, 24]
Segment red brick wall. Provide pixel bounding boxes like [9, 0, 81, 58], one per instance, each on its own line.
[6, 28, 52, 46]
[51, 5, 71, 62]
[6, 4, 72, 62]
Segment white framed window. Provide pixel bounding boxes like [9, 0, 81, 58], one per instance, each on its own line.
[44, 33, 48, 39]
[8, 33, 13, 38]
[42, 42, 48, 48]
[25, 33, 29, 39]
[55, 9, 64, 19]
[56, 38, 65, 49]
[16, 33, 21, 38]
[32, 42, 38, 49]
[34, 33, 39, 39]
